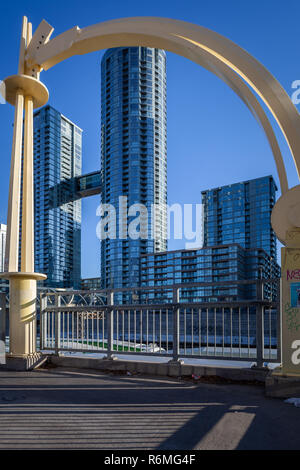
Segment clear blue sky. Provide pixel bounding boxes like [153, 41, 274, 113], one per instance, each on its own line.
[0, 0, 299, 277]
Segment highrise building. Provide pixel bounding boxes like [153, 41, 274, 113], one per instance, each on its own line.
[32, 105, 82, 288]
[201, 175, 277, 260]
[140, 174, 280, 303]
[81, 277, 101, 290]
[0, 224, 6, 272]
[140, 243, 280, 303]
[101, 47, 167, 289]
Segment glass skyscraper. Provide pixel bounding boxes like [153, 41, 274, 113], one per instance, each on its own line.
[201, 175, 277, 260]
[32, 105, 82, 288]
[101, 47, 167, 289]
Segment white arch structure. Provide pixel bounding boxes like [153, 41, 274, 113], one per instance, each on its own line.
[2, 16, 300, 369]
[27, 17, 300, 189]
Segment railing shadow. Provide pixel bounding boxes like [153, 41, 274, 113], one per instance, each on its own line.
[0, 368, 300, 449]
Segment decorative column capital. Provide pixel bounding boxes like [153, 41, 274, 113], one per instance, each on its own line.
[2, 74, 48, 108]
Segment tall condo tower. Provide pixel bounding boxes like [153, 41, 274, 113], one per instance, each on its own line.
[201, 175, 277, 260]
[101, 47, 167, 289]
[32, 105, 82, 288]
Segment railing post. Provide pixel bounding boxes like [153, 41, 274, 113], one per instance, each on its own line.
[39, 293, 47, 351]
[255, 279, 264, 368]
[0, 293, 6, 343]
[169, 287, 183, 364]
[0, 293, 6, 363]
[276, 278, 282, 364]
[54, 293, 61, 355]
[105, 290, 116, 360]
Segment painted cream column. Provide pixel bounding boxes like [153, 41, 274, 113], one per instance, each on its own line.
[0, 17, 48, 363]
[10, 21, 45, 359]
[9, 23, 38, 358]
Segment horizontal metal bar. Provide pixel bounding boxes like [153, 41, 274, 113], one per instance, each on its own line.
[45, 300, 278, 312]
[45, 306, 109, 313]
[41, 347, 107, 354]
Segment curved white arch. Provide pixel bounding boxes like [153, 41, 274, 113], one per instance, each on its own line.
[26, 17, 300, 194]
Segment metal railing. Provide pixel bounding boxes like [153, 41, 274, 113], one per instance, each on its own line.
[0, 283, 103, 310]
[40, 279, 281, 367]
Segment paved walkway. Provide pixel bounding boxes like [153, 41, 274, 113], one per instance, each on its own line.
[0, 367, 300, 450]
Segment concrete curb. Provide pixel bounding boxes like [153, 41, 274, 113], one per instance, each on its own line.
[47, 355, 268, 383]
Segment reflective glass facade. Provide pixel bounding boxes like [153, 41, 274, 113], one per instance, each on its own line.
[77, 171, 101, 193]
[32, 105, 82, 288]
[140, 244, 280, 303]
[81, 277, 101, 290]
[76, 171, 102, 198]
[101, 47, 167, 289]
[202, 176, 277, 260]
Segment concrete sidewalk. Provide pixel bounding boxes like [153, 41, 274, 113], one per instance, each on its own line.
[0, 367, 299, 450]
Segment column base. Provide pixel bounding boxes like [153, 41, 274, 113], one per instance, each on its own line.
[251, 363, 269, 371]
[167, 359, 184, 378]
[265, 367, 300, 397]
[0, 272, 47, 358]
[102, 355, 118, 361]
[1, 352, 47, 371]
[168, 358, 184, 365]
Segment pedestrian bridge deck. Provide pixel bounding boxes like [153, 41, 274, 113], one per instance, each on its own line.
[0, 366, 299, 450]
